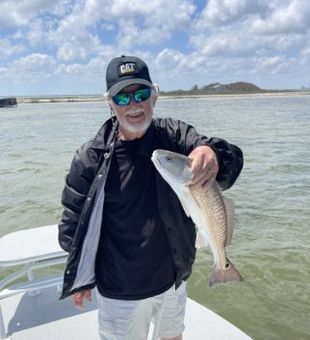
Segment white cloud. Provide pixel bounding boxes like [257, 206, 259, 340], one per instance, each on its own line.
[36, 8, 103, 61]
[82, 0, 195, 28]
[258, 56, 285, 74]
[115, 19, 171, 49]
[55, 34, 102, 61]
[0, 0, 71, 27]
[0, 38, 25, 58]
[156, 49, 186, 71]
[251, 0, 310, 35]
[124, 0, 194, 46]
[194, 0, 269, 29]
[31, 0, 196, 60]
[301, 47, 310, 57]
[6, 53, 57, 82]
[80, 0, 195, 48]
[191, 0, 310, 62]
[191, 28, 308, 59]
[1, 0, 310, 94]
[56, 63, 84, 76]
[191, 32, 256, 57]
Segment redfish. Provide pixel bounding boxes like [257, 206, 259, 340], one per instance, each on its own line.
[151, 149, 243, 287]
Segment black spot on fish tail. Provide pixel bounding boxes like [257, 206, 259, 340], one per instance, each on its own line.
[208, 258, 243, 288]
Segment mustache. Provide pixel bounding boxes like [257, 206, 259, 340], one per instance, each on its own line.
[125, 109, 144, 116]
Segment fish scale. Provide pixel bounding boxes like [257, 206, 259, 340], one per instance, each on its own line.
[190, 183, 227, 265]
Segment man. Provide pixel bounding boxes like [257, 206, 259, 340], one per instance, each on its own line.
[58, 55, 243, 340]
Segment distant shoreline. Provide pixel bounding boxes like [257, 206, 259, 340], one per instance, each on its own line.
[17, 95, 104, 104]
[15, 91, 310, 104]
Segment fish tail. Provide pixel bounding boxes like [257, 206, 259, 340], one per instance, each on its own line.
[208, 258, 243, 287]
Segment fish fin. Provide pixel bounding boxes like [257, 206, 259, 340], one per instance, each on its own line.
[195, 231, 208, 249]
[208, 258, 243, 287]
[223, 197, 235, 246]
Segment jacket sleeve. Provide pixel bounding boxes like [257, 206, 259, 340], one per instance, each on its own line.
[171, 119, 243, 190]
[58, 142, 99, 252]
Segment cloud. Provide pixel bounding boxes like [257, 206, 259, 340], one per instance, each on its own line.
[194, 0, 269, 29]
[2, 53, 57, 83]
[191, 32, 257, 57]
[1, 0, 310, 94]
[251, 0, 310, 35]
[301, 46, 310, 57]
[192, 0, 310, 58]
[156, 49, 186, 73]
[259, 56, 284, 70]
[81, 0, 195, 28]
[55, 54, 108, 81]
[0, 0, 71, 27]
[0, 38, 25, 58]
[2, 0, 195, 62]
[79, 0, 195, 49]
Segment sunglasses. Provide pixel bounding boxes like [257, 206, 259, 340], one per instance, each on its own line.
[112, 86, 151, 106]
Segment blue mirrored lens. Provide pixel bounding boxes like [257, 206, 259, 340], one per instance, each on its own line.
[112, 87, 151, 106]
[133, 88, 151, 103]
[113, 93, 130, 106]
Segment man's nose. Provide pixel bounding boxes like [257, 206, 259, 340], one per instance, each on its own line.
[128, 95, 138, 105]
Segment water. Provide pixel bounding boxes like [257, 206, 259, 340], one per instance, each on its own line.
[1, 95, 309, 339]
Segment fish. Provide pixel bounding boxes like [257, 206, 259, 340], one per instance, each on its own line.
[151, 149, 243, 287]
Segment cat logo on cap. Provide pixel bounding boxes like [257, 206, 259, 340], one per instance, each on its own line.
[119, 63, 136, 75]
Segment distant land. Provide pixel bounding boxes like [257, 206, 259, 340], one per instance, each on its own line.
[3, 82, 310, 104]
[160, 81, 310, 96]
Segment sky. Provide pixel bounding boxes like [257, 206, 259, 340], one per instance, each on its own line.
[0, 0, 310, 96]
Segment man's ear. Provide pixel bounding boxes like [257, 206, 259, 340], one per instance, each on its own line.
[152, 84, 159, 107]
[152, 92, 158, 107]
[104, 94, 115, 116]
[109, 103, 115, 116]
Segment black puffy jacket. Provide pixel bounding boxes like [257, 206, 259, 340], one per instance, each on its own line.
[58, 117, 243, 299]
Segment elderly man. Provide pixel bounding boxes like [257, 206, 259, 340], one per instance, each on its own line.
[58, 55, 243, 340]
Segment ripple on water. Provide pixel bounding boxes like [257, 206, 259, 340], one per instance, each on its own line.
[1, 97, 310, 340]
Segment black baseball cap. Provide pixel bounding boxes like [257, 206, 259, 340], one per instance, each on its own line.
[106, 55, 153, 96]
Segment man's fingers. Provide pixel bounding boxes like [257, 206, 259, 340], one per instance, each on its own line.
[191, 171, 214, 188]
[188, 145, 219, 187]
[72, 298, 85, 310]
[190, 171, 206, 186]
[71, 291, 92, 310]
[190, 162, 217, 186]
[189, 157, 202, 176]
[85, 290, 92, 301]
[201, 173, 217, 190]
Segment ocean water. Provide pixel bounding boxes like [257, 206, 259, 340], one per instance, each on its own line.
[0, 94, 309, 339]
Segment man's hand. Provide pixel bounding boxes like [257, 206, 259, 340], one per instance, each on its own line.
[188, 145, 219, 189]
[71, 289, 92, 310]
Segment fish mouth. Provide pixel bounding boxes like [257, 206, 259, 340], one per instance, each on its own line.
[151, 154, 160, 166]
[151, 151, 163, 168]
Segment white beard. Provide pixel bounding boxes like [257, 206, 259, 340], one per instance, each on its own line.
[122, 109, 151, 134]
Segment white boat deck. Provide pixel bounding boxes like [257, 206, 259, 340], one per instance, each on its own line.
[1, 288, 251, 340]
[0, 225, 66, 267]
[0, 225, 252, 340]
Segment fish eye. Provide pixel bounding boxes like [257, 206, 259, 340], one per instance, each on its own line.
[166, 156, 172, 161]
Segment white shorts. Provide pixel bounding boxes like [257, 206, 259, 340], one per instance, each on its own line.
[96, 282, 187, 340]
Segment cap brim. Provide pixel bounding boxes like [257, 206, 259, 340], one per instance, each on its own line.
[108, 79, 153, 96]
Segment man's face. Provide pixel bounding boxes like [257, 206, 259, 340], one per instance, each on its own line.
[109, 83, 156, 139]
